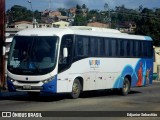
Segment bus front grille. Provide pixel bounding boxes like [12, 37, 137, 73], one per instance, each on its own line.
[17, 80, 40, 84]
[15, 86, 43, 90]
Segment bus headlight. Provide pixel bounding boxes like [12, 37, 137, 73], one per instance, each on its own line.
[7, 76, 15, 82]
[42, 76, 55, 84]
[11, 79, 15, 82]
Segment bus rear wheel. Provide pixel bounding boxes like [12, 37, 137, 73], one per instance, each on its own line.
[71, 79, 81, 99]
[121, 77, 130, 96]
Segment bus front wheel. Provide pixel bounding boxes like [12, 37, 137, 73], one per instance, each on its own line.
[71, 79, 81, 99]
[121, 77, 130, 96]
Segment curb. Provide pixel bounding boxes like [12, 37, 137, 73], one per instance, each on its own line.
[153, 80, 160, 83]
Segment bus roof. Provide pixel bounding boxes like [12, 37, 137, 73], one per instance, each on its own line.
[15, 27, 152, 41]
[70, 26, 121, 33]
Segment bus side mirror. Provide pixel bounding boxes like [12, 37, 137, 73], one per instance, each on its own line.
[3, 46, 6, 56]
[63, 48, 68, 58]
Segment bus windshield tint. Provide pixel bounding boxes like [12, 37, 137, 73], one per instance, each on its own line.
[7, 36, 59, 75]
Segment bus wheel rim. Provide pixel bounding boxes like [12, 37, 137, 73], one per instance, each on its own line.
[73, 83, 79, 95]
[123, 82, 128, 92]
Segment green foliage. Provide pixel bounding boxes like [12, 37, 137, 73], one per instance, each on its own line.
[6, 5, 41, 24]
[6, 4, 160, 46]
[134, 9, 160, 46]
[112, 5, 160, 46]
[73, 4, 88, 26]
[74, 14, 87, 26]
[57, 8, 67, 16]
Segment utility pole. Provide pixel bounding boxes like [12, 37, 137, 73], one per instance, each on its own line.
[0, 0, 6, 89]
[49, 0, 51, 11]
[28, 0, 37, 28]
[104, 3, 111, 28]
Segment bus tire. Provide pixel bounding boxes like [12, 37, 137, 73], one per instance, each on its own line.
[121, 77, 130, 96]
[71, 79, 81, 99]
[28, 92, 40, 97]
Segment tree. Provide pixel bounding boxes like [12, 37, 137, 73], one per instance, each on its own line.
[34, 10, 41, 23]
[135, 8, 160, 46]
[76, 4, 82, 14]
[57, 8, 67, 16]
[138, 5, 143, 12]
[6, 4, 160, 46]
[6, 5, 41, 24]
[74, 14, 87, 26]
[82, 4, 86, 9]
[74, 4, 88, 26]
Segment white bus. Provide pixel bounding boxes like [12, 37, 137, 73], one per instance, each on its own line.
[7, 27, 153, 98]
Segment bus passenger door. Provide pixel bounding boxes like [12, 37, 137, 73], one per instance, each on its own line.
[58, 35, 74, 92]
[58, 35, 73, 73]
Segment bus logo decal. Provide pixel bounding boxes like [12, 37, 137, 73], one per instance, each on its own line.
[89, 60, 100, 68]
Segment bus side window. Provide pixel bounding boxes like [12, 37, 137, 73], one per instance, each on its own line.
[76, 35, 89, 57]
[58, 35, 73, 72]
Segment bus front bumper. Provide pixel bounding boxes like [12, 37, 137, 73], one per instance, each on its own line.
[7, 76, 57, 93]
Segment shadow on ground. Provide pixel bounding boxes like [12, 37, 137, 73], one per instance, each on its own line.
[0, 89, 142, 102]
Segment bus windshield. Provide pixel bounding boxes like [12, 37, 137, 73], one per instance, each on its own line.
[7, 36, 59, 75]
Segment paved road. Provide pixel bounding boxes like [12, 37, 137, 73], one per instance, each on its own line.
[0, 81, 160, 120]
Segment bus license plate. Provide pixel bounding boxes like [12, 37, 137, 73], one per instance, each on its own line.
[23, 85, 31, 90]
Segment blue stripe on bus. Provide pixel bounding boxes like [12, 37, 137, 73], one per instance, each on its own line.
[113, 58, 153, 88]
[41, 75, 57, 93]
[7, 79, 16, 92]
[144, 36, 152, 41]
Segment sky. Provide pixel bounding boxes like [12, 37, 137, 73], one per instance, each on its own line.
[6, 0, 160, 11]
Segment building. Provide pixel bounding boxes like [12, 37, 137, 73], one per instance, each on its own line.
[41, 9, 50, 16]
[57, 16, 69, 21]
[52, 21, 70, 28]
[153, 46, 160, 80]
[15, 21, 33, 29]
[87, 22, 109, 28]
[117, 22, 136, 33]
[49, 11, 61, 17]
[38, 23, 52, 28]
[69, 7, 76, 17]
